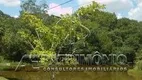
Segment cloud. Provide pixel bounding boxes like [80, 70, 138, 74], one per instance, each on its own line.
[117, 13, 123, 19]
[105, 0, 133, 13]
[0, 0, 20, 7]
[48, 3, 73, 16]
[137, 0, 142, 3]
[13, 15, 19, 18]
[128, 1, 142, 21]
[77, 0, 134, 13]
[78, 0, 113, 5]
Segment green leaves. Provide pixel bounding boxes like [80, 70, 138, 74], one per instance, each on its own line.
[1, 1, 142, 67]
[21, 0, 48, 14]
[76, 1, 105, 16]
[17, 12, 89, 65]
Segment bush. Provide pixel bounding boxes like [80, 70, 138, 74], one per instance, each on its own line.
[134, 60, 142, 70]
[0, 56, 4, 63]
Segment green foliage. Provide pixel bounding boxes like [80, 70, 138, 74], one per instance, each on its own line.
[0, 56, 4, 63]
[17, 12, 89, 65]
[0, 1, 142, 68]
[0, 77, 8, 80]
[134, 60, 142, 70]
[21, 0, 48, 14]
[63, 57, 78, 65]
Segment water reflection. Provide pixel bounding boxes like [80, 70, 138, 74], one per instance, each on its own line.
[0, 71, 138, 80]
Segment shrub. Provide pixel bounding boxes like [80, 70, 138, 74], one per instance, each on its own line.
[135, 60, 142, 70]
[0, 56, 4, 63]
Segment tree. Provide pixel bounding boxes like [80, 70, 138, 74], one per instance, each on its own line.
[21, 0, 48, 14]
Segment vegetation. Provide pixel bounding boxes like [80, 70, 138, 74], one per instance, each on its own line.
[0, 77, 8, 80]
[0, 1, 142, 70]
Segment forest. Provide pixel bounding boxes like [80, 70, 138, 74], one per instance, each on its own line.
[0, 0, 142, 71]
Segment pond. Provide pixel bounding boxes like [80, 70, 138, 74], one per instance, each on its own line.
[0, 71, 141, 80]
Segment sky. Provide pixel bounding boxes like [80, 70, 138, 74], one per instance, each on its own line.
[0, 0, 142, 21]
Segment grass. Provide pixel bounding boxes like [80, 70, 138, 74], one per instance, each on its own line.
[0, 61, 23, 71]
[128, 69, 142, 75]
[0, 60, 32, 71]
[0, 77, 8, 80]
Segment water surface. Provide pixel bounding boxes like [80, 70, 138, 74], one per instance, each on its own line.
[0, 71, 139, 80]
